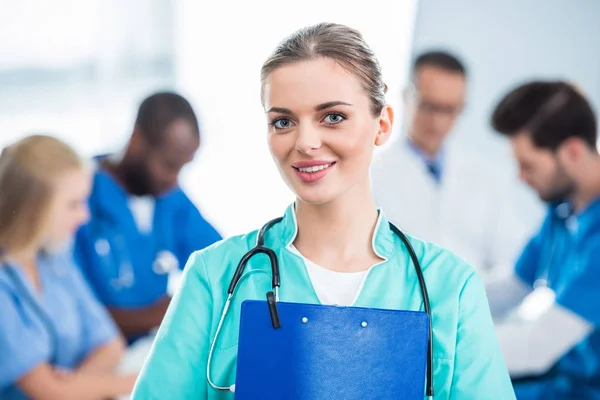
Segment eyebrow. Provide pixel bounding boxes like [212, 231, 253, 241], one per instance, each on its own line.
[266, 101, 353, 114]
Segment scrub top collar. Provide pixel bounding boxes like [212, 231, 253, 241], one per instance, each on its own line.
[1, 250, 67, 279]
[552, 196, 600, 234]
[264, 203, 396, 261]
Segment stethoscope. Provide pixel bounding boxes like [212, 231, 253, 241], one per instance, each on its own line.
[533, 202, 577, 290]
[91, 212, 180, 290]
[206, 217, 435, 397]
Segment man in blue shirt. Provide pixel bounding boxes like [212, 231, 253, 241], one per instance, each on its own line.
[75, 92, 222, 342]
[488, 81, 600, 399]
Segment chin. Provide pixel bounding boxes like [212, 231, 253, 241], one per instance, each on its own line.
[42, 236, 74, 255]
[293, 187, 338, 206]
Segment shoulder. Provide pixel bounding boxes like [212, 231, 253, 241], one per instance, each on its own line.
[161, 186, 192, 205]
[41, 250, 88, 284]
[0, 266, 15, 294]
[184, 230, 259, 281]
[403, 234, 477, 297]
[160, 187, 205, 216]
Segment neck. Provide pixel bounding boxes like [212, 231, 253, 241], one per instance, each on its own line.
[6, 246, 42, 290]
[293, 181, 381, 271]
[572, 156, 600, 211]
[102, 151, 146, 196]
[407, 134, 440, 158]
[5, 247, 38, 275]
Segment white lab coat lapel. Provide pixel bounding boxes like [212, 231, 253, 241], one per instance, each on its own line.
[437, 146, 496, 270]
[371, 141, 442, 244]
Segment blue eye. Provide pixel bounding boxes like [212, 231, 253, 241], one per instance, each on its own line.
[271, 118, 294, 129]
[323, 113, 346, 124]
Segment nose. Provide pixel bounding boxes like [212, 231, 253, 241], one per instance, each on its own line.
[295, 124, 321, 154]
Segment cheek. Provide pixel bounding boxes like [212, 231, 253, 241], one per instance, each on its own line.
[337, 123, 376, 155]
[268, 134, 292, 163]
[414, 112, 432, 127]
[46, 213, 64, 237]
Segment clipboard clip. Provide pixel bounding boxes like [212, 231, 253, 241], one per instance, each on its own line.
[266, 291, 281, 329]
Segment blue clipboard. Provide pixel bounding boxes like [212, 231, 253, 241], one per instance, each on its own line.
[234, 300, 430, 400]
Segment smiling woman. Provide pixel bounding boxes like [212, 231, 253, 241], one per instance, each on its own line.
[263, 51, 392, 206]
[174, 0, 419, 237]
[131, 22, 516, 400]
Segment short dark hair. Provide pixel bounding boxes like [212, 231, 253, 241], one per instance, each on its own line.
[412, 50, 467, 77]
[491, 81, 597, 150]
[134, 92, 200, 146]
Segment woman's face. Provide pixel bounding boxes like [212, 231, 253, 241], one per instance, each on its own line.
[264, 57, 393, 205]
[44, 167, 91, 251]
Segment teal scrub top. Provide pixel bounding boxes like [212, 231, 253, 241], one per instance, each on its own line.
[132, 204, 515, 399]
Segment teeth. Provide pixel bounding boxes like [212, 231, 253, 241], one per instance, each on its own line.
[298, 164, 331, 173]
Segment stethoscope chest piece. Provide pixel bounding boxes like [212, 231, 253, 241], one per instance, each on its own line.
[153, 250, 179, 275]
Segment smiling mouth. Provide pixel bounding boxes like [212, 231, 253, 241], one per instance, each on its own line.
[293, 162, 336, 173]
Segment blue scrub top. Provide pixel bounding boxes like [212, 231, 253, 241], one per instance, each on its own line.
[0, 251, 118, 400]
[514, 197, 600, 399]
[74, 158, 223, 311]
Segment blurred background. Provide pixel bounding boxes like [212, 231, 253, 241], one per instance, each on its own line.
[4, 0, 599, 236]
[2, 1, 600, 398]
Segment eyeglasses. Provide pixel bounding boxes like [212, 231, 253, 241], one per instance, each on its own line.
[416, 100, 463, 118]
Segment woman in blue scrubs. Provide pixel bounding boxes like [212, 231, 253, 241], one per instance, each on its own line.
[0, 135, 137, 399]
[132, 23, 515, 399]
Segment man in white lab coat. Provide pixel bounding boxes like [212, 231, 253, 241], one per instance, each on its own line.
[371, 51, 539, 280]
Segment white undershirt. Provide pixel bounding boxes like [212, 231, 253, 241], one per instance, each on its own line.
[288, 245, 368, 306]
[128, 195, 155, 234]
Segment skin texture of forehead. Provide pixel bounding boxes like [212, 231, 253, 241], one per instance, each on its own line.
[415, 66, 465, 105]
[263, 58, 368, 111]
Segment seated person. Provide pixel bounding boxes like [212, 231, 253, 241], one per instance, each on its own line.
[0, 135, 136, 400]
[488, 81, 600, 399]
[74, 92, 222, 343]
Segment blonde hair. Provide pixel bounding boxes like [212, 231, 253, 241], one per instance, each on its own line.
[0, 135, 84, 254]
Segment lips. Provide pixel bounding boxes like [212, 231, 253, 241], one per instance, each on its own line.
[292, 161, 336, 184]
[296, 163, 333, 173]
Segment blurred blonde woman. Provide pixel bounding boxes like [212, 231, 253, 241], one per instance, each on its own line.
[0, 135, 136, 400]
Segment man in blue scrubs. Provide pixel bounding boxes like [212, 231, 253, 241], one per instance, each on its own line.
[488, 81, 600, 399]
[75, 92, 222, 342]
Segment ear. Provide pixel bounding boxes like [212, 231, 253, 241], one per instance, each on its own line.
[129, 128, 146, 153]
[375, 105, 394, 147]
[558, 137, 585, 164]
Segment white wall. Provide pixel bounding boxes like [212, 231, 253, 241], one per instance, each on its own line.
[0, 0, 176, 156]
[411, 0, 600, 165]
[410, 0, 600, 224]
[174, 0, 419, 237]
